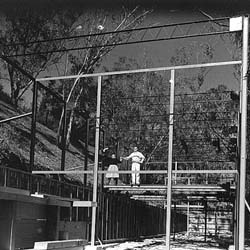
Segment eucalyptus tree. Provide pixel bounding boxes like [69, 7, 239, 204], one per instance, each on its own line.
[170, 42, 239, 177]
[0, 2, 81, 106]
[55, 7, 150, 148]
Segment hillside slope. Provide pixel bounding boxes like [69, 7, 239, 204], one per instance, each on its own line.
[0, 100, 91, 183]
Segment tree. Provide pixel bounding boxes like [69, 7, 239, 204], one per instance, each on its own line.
[173, 85, 239, 163]
[55, 6, 150, 148]
[0, 3, 81, 106]
[100, 43, 240, 185]
[170, 42, 214, 93]
[169, 42, 240, 180]
[37, 80, 63, 131]
[101, 56, 171, 184]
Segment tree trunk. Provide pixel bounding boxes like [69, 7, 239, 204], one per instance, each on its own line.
[56, 73, 84, 146]
[7, 65, 16, 106]
[65, 86, 84, 148]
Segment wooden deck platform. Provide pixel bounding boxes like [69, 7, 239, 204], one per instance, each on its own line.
[104, 184, 231, 196]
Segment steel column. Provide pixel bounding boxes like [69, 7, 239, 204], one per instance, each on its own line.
[204, 200, 207, 242]
[90, 75, 102, 246]
[187, 201, 190, 237]
[235, 168, 240, 250]
[84, 117, 89, 186]
[166, 69, 175, 249]
[238, 15, 249, 250]
[30, 80, 38, 172]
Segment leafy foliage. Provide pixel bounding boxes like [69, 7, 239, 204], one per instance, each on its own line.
[102, 57, 169, 158]
[101, 52, 239, 185]
[0, 3, 81, 106]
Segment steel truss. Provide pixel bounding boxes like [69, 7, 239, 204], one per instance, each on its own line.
[7, 17, 232, 57]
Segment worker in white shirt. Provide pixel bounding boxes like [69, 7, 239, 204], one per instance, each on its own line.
[123, 147, 145, 187]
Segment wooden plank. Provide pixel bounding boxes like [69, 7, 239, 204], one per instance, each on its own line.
[47, 199, 71, 207]
[34, 193, 79, 202]
[0, 190, 47, 205]
[34, 239, 87, 249]
[72, 201, 97, 207]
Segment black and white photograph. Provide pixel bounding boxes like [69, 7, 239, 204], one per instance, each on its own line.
[0, 0, 250, 249]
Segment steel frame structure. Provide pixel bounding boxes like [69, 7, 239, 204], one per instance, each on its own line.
[34, 58, 243, 249]
[1, 16, 248, 250]
[7, 17, 231, 57]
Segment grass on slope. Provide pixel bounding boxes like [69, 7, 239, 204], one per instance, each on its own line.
[0, 100, 91, 183]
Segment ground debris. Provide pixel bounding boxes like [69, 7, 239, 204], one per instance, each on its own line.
[104, 234, 229, 250]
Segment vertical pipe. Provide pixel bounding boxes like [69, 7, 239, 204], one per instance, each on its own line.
[69, 192, 73, 222]
[235, 170, 240, 249]
[87, 190, 91, 240]
[84, 117, 89, 186]
[61, 100, 67, 171]
[30, 80, 38, 172]
[4, 168, 7, 187]
[9, 201, 16, 250]
[90, 75, 102, 246]
[101, 130, 105, 191]
[105, 197, 108, 240]
[166, 69, 175, 249]
[235, 111, 241, 249]
[204, 200, 207, 242]
[55, 206, 61, 240]
[173, 202, 176, 241]
[215, 208, 217, 236]
[187, 200, 190, 237]
[174, 161, 177, 184]
[239, 15, 249, 250]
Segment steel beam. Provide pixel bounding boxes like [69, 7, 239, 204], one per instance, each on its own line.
[5, 17, 230, 47]
[32, 169, 238, 174]
[238, 15, 249, 250]
[37, 61, 241, 82]
[0, 55, 64, 102]
[105, 184, 231, 192]
[30, 80, 38, 172]
[7, 17, 231, 57]
[0, 112, 32, 124]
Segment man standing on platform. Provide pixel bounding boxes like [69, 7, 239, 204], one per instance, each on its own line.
[123, 146, 145, 187]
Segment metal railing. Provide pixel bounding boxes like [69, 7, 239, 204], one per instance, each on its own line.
[0, 165, 91, 199]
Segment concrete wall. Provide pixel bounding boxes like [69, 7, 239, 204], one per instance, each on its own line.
[15, 202, 47, 249]
[0, 200, 14, 250]
[0, 199, 89, 250]
[58, 221, 88, 240]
